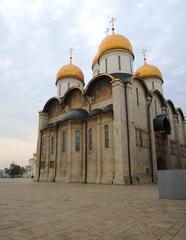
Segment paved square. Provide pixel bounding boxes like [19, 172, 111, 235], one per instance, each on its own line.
[0, 179, 186, 240]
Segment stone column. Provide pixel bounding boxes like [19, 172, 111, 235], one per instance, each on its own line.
[35, 111, 48, 181]
[111, 79, 129, 184]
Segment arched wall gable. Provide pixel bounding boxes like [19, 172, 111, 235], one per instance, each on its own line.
[152, 90, 165, 106]
[166, 100, 176, 140]
[132, 76, 150, 97]
[63, 87, 88, 110]
[86, 74, 113, 106]
[166, 100, 177, 115]
[177, 108, 185, 121]
[176, 108, 185, 144]
[86, 74, 114, 96]
[42, 97, 62, 119]
[151, 90, 165, 117]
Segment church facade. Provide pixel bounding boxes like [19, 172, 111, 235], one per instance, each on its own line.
[35, 24, 186, 185]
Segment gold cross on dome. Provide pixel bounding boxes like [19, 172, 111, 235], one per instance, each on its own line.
[69, 48, 73, 64]
[141, 49, 147, 63]
[109, 17, 116, 34]
[105, 28, 110, 36]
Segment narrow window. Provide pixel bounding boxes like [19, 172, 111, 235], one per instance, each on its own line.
[75, 130, 80, 151]
[105, 59, 108, 73]
[62, 131, 66, 152]
[59, 84, 61, 96]
[152, 81, 155, 90]
[135, 128, 142, 146]
[41, 138, 45, 159]
[118, 56, 121, 70]
[68, 82, 70, 89]
[51, 136, 55, 154]
[88, 128, 93, 150]
[130, 58, 133, 73]
[136, 88, 139, 105]
[155, 100, 157, 115]
[104, 125, 109, 148]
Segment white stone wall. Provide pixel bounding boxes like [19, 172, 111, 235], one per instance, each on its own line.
[167, 105, 176, 140]
[132, 80, 148, 128]
[131, 79, 152, 183]
[144, 78, 163, 94]
[57, 78, 84, 97]
[93, 51, 133, 76]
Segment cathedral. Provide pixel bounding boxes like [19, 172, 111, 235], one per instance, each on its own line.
[35, 20, 186, 185]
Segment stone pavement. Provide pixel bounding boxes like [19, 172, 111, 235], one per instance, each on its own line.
[0, 179, 186, 240]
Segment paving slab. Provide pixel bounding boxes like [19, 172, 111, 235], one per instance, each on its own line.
[0, 178, 186, 240]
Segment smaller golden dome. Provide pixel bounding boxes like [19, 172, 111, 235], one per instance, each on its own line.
[56, 63, 84, 82]
[98, 34, 133, 58]
[92, 52, 99, 68]
[135, 62, 163, 81]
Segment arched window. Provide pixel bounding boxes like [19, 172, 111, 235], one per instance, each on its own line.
[51, 136, 55, 154]
[105, 59, 108, 73]
[75, 130, 80, 151]
[104, 125, 109, 148]
[88, 128, 93, 150]
[62, 131, 66, 152]
[118, 56, 121, 70]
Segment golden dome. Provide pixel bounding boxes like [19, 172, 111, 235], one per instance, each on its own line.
[135, 62, 163, 81]
[98, 34, 133, 58]
[56, 63, 84, 82]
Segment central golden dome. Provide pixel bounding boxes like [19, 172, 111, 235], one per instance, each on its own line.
[92, 33, 133, 68]
[135, 62, 163, 81]
[98, 34, 133, 57]
[56, 63, 84, 83]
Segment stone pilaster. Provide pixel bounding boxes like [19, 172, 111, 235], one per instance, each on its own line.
[55, 126, 61, 181]
[125, 82, 136, 183]
[173, 115, 182, 168]
[82, 121, 86, 183]
[111, 79, 129, 185]
[96, 115, 102, 183]
[65, 121, 72, 182]
[147, 96, 158, 182]
[34, 111, 48, 181]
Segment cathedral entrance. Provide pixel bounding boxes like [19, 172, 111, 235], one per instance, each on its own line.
[155, 134, 167, 170]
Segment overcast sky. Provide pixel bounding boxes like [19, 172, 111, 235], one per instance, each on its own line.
[0, 0, 186, 169]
